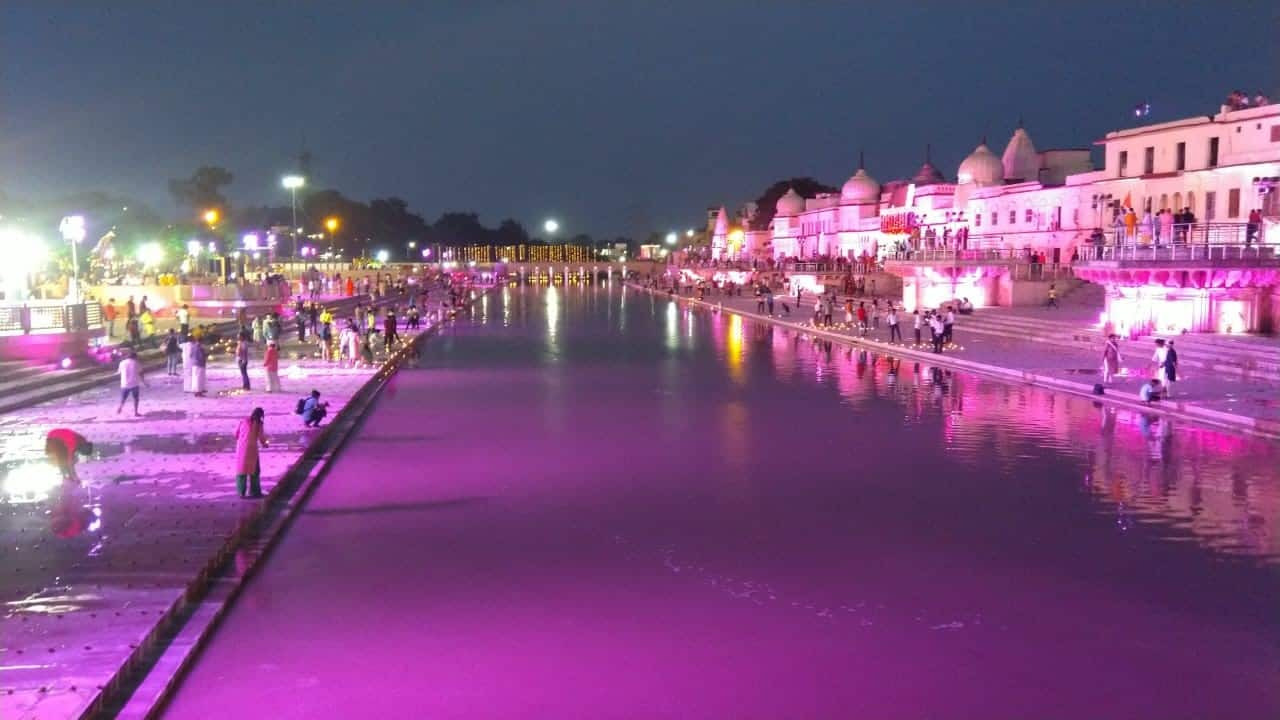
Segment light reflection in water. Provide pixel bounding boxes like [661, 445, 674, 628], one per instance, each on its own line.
[693, 303, 1280, 565]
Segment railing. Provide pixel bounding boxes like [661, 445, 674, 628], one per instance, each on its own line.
[1080, 242, 1278, 264]
[0, 302, 104, 337]
[1101, 221, 1250, 247]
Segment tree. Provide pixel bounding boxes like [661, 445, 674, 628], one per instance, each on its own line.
[750, 177, 837, 230]
[168, 166, 234, 214]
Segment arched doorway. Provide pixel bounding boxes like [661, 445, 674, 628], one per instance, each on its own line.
[1159, 193, 1168, 211]
[1173, 192, 1183, 211]
[1187, 191, 1196, 215]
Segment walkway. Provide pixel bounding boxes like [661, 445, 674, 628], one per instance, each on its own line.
[0, 302, 442, 720]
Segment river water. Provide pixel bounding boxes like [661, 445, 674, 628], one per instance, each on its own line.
[164, 284, 1280, 719]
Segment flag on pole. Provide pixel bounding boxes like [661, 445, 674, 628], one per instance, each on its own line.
[1122, 191, 1132, 209]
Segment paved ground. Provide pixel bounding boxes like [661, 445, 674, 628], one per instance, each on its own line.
[667, 286, 1280, 433]
[0, 302, 437, 720]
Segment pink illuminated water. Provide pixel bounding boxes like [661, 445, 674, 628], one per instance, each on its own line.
[162, 285, 1280, 719]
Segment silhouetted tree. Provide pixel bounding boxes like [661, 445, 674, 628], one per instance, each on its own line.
[750, 177, 837, 230]
[167, 166, 234, 215]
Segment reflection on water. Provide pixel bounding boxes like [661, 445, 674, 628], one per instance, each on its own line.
[675, 294, 1280, 566]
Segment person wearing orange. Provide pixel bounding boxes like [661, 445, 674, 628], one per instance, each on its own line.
[45, 428, 94, 484]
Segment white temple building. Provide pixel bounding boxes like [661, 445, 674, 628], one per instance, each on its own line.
[707, 100, 1280, 334]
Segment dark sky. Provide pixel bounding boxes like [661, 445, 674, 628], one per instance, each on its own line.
[2, 2, 1276, 238]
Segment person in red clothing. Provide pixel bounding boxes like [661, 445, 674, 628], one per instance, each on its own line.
[45, 428, 95, 484]
[103, 299, 119, 338]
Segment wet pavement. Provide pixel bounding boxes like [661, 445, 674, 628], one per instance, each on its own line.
[0, 309, 434, 720]
[161, 284, 1280, 719]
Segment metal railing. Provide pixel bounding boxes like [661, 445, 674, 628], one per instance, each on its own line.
[1080, 242, 1278, 264]
[0, 302, 105, 337]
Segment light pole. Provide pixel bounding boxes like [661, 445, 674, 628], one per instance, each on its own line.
[324, 217, 340, 259]
[59, 215, 86, 303]
[282, 175, 305, 258]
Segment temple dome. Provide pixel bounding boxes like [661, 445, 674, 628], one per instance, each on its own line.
[911, 161, 945, 186]
[1001, 126, 1040, 182]
[957, 142, 1003, 186]
[841, 168, 880, 203]
[775, 187, 806, 216]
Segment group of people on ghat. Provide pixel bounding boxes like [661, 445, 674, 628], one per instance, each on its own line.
[1099, 334, 1180, 404]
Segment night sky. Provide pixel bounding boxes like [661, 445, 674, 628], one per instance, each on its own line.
[2, 2, 1276, 238]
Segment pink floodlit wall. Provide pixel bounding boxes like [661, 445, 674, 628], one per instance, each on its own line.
[900, 268, 993, 312]
[1100, 286, 1261, 336]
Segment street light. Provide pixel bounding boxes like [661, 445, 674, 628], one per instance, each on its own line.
[203, 209, 220, 227]
[665, 232, 678, 245]
[282, 175, 305, 257]
[543, 218, 559, 236]
[686, 229, 695, 237]
[324, 217, 340, 255]
[58, 215, 86, 302]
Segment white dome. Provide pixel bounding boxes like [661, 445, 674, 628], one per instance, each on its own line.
[775, 187, 806, 216]
[957, 143, 1003, 186]
[1002, 126, 1039, 182]
[841, 168, 881, 203]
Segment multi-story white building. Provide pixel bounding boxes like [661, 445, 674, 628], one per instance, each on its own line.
[710, 101, 1280, 333]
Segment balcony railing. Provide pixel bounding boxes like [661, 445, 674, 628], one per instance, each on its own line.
[0, 302, 105, 337]
[1078, 242, 1277, 264]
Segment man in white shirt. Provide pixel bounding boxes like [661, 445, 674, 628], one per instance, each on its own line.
[116, 350, 147, 416]
[176, 304, 191, 335]
[887, 307, 901, 342]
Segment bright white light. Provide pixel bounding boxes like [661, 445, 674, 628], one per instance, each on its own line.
[137, 242, 164, 267]
[59, 215, 87, 243]
[408, 241, 417, 248]
[543, 219, 559, 235]
[376, 250, 390, 263]
[3, 462, 62, 504]
[686, 229, 695, 237]
[665, 232, 677, 245]
[282, 175, 305, 190]
[207, 241, 217, 253]
[421, 248, 431, 259]
[187, 240, 202, 256]
[242, 233, 260, 250]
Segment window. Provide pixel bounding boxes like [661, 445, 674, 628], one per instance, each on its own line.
[1204, 191, 1216, 220]
[975, 213, 982, 227]
[1173, 192, 1182, 211]
[1208, 137, 1220, 167]
[1118, 150, 1129, 177]
[1072, 208, 1079, 225]
[1187, 192, 1195, 214]
[1025, 208, 1034, 223]
[1175, 142, 1186, 171]
[1143, 146, 1154, 174]
[991, 211, 998, 226]
[1009, 210, 1017, 224]
[1228, 188, 1241, 218]
[1271, 125, 1280, 142]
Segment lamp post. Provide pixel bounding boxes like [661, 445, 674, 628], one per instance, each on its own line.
[282, 175, 305, 258]
[59, 215, 87, 303]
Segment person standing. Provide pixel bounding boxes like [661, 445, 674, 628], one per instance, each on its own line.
[1046, 284, 1058, 308]
[871, 298, 881, 329]
[1101, 334, 1122, 384]
[236, 337, 251, 390]
[104, 299, 118, 338]
[765, 291, 774, 316]
[943, 306, 956, 344]
[1123, 207, 1138, 242]
[1158, 209, 1174, 247]
[252, 314, 264, 344]
[384, 307, 399, 349]
[913, 310, 922, 345]
[177, 303, 191, 336]
[116, 349, 146, 416]
[844, 298, 854, 325]
[1163, 340, 1178, 398]
[1247, 208, 1262, 246]
[234, 407, 268, 499]
[1151, 339, 1170, 388]
[856, 302, 868, 335]
[887, 306, 901, 342]
[191, 339, 208, 397]
[263, 341, 281, 392]
[294, 310, 306, 342]
[163, 329, 181, 376]
[930, 313, 946, 353]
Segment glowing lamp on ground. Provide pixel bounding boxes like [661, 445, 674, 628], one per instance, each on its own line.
[60, 357, 73, 369]
[3, 462, 63, 504]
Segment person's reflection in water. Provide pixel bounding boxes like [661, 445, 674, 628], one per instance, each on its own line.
[49, 483, 95, 539]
